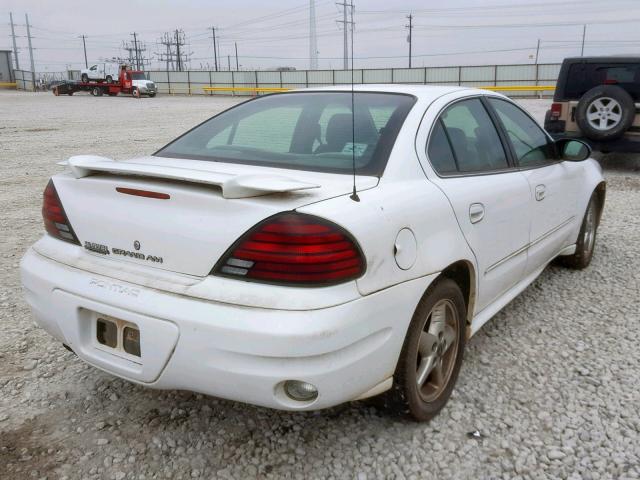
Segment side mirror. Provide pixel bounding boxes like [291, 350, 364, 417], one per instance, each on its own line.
[556, 138, 591, 161]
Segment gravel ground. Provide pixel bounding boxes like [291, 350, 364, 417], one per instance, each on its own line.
[1, 90, 639, 480]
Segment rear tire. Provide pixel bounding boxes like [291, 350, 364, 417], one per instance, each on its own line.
[558, 194, 599, 269]
[91, 87, 103, 97]
[81, 73, 89, 83]
[386, 279, 466, 422]
[576, 85, 634, 142]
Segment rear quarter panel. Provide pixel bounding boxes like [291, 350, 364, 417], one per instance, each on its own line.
[297, 95, 476, 297]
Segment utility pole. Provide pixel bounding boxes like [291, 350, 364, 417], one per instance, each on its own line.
[132, 32, 141, 69]
[25, 14, 35, 90]
[175, 29, 182, 71]
[336, 1, 354, 70]
[211, 27, 218, 71]
[9, 13, 20, 70]
[580, 24, 587, 56]
[80, 35, 88, 68]
[227, 55, 231, 71]
[342, 1, 348, 69]
[534, 38, 540, 64]
[235, 42, 239, 70]
[406, 13, 413, 68]
[309, 0, 318, 70]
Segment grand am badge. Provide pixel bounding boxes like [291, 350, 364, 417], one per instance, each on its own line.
[112, 247, 163, 264]
[84, 240, 162, 263]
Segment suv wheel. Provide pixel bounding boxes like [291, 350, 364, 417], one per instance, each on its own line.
[576, 85, 635, 141]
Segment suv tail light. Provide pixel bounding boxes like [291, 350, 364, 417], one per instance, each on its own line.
[42, 180, 80, 245]
[550, 102, 562, 119]
[213, 212, 365, 286]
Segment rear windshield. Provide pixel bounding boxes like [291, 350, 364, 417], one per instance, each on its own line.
[564, 63, 640, 100]
[155, 92, 416, 176]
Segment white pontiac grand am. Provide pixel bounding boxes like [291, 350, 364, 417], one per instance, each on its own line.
[20, 85, 605, 421]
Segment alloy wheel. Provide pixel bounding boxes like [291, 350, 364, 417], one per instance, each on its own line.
[586, 97, 622, 131]
[583, 200, 597, 256]
[416, 299, 459, 403]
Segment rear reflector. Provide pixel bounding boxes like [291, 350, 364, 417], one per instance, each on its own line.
[550, 102, 562, 119]
[42, 180, 80, 245]
[212, 212, 365, 286]
[116, 187, 170, 199]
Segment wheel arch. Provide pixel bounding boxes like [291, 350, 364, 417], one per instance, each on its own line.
[438, 260, 477, 330]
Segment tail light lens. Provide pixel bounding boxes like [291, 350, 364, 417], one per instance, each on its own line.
[550, 102, 562, 119]
[42, 180, 80, 245]
[212, 212, 365, 286]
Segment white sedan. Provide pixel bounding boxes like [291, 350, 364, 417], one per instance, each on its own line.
[20, 86, 605, 421]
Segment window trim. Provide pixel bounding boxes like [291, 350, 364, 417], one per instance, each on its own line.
[484, 96, 562, 171]
[425, 95, 517, 178]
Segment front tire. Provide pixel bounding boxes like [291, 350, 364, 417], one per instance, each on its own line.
[387, 279, 466, 422]
[105, 75, 113, 84]
[558, 195, 599, 269]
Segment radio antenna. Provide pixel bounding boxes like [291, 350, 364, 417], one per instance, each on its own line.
[349, 1, 359, 202]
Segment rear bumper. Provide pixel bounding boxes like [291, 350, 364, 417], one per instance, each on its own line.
[20, 247, 434, 410]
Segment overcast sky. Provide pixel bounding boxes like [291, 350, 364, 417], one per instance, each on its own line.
[1, 0, 639, 73]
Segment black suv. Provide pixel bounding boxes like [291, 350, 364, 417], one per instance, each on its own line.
[545, 56, 640, 152]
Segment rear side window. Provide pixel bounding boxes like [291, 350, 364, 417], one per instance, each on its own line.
[427, 120, 458, 174]
[438, 99, 509, 173]
[488, 98, 555, 168]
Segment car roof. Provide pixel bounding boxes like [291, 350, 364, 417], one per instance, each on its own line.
[298, 84, 473, 100]
[562, 56, 640, 64]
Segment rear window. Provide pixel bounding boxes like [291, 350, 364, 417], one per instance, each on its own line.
[155, 92, 416, 176]
[564, 63, 640, 100]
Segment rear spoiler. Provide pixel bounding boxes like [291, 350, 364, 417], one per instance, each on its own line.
[59, 155, 320, 199]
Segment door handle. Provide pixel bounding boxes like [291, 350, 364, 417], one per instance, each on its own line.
[469, 203, 485, 224]
[535, 184, 546, 201]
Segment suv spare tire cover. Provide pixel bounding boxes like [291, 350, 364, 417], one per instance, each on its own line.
[575, 85, 635, 141]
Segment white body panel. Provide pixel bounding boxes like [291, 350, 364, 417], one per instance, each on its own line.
[21, 85, 605, 411]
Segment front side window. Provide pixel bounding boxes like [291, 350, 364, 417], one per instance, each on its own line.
[156, 92, 416, 176]
[488, 98, 555, 168]
[437, 98, 509, 173]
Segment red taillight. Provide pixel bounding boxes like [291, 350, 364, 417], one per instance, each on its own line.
[550, 102, 562, 119]
[213, 212, 365, 286]
[42, 180, 80, 245]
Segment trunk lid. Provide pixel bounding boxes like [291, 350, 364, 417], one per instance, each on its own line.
[54, 155, 378, 277]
